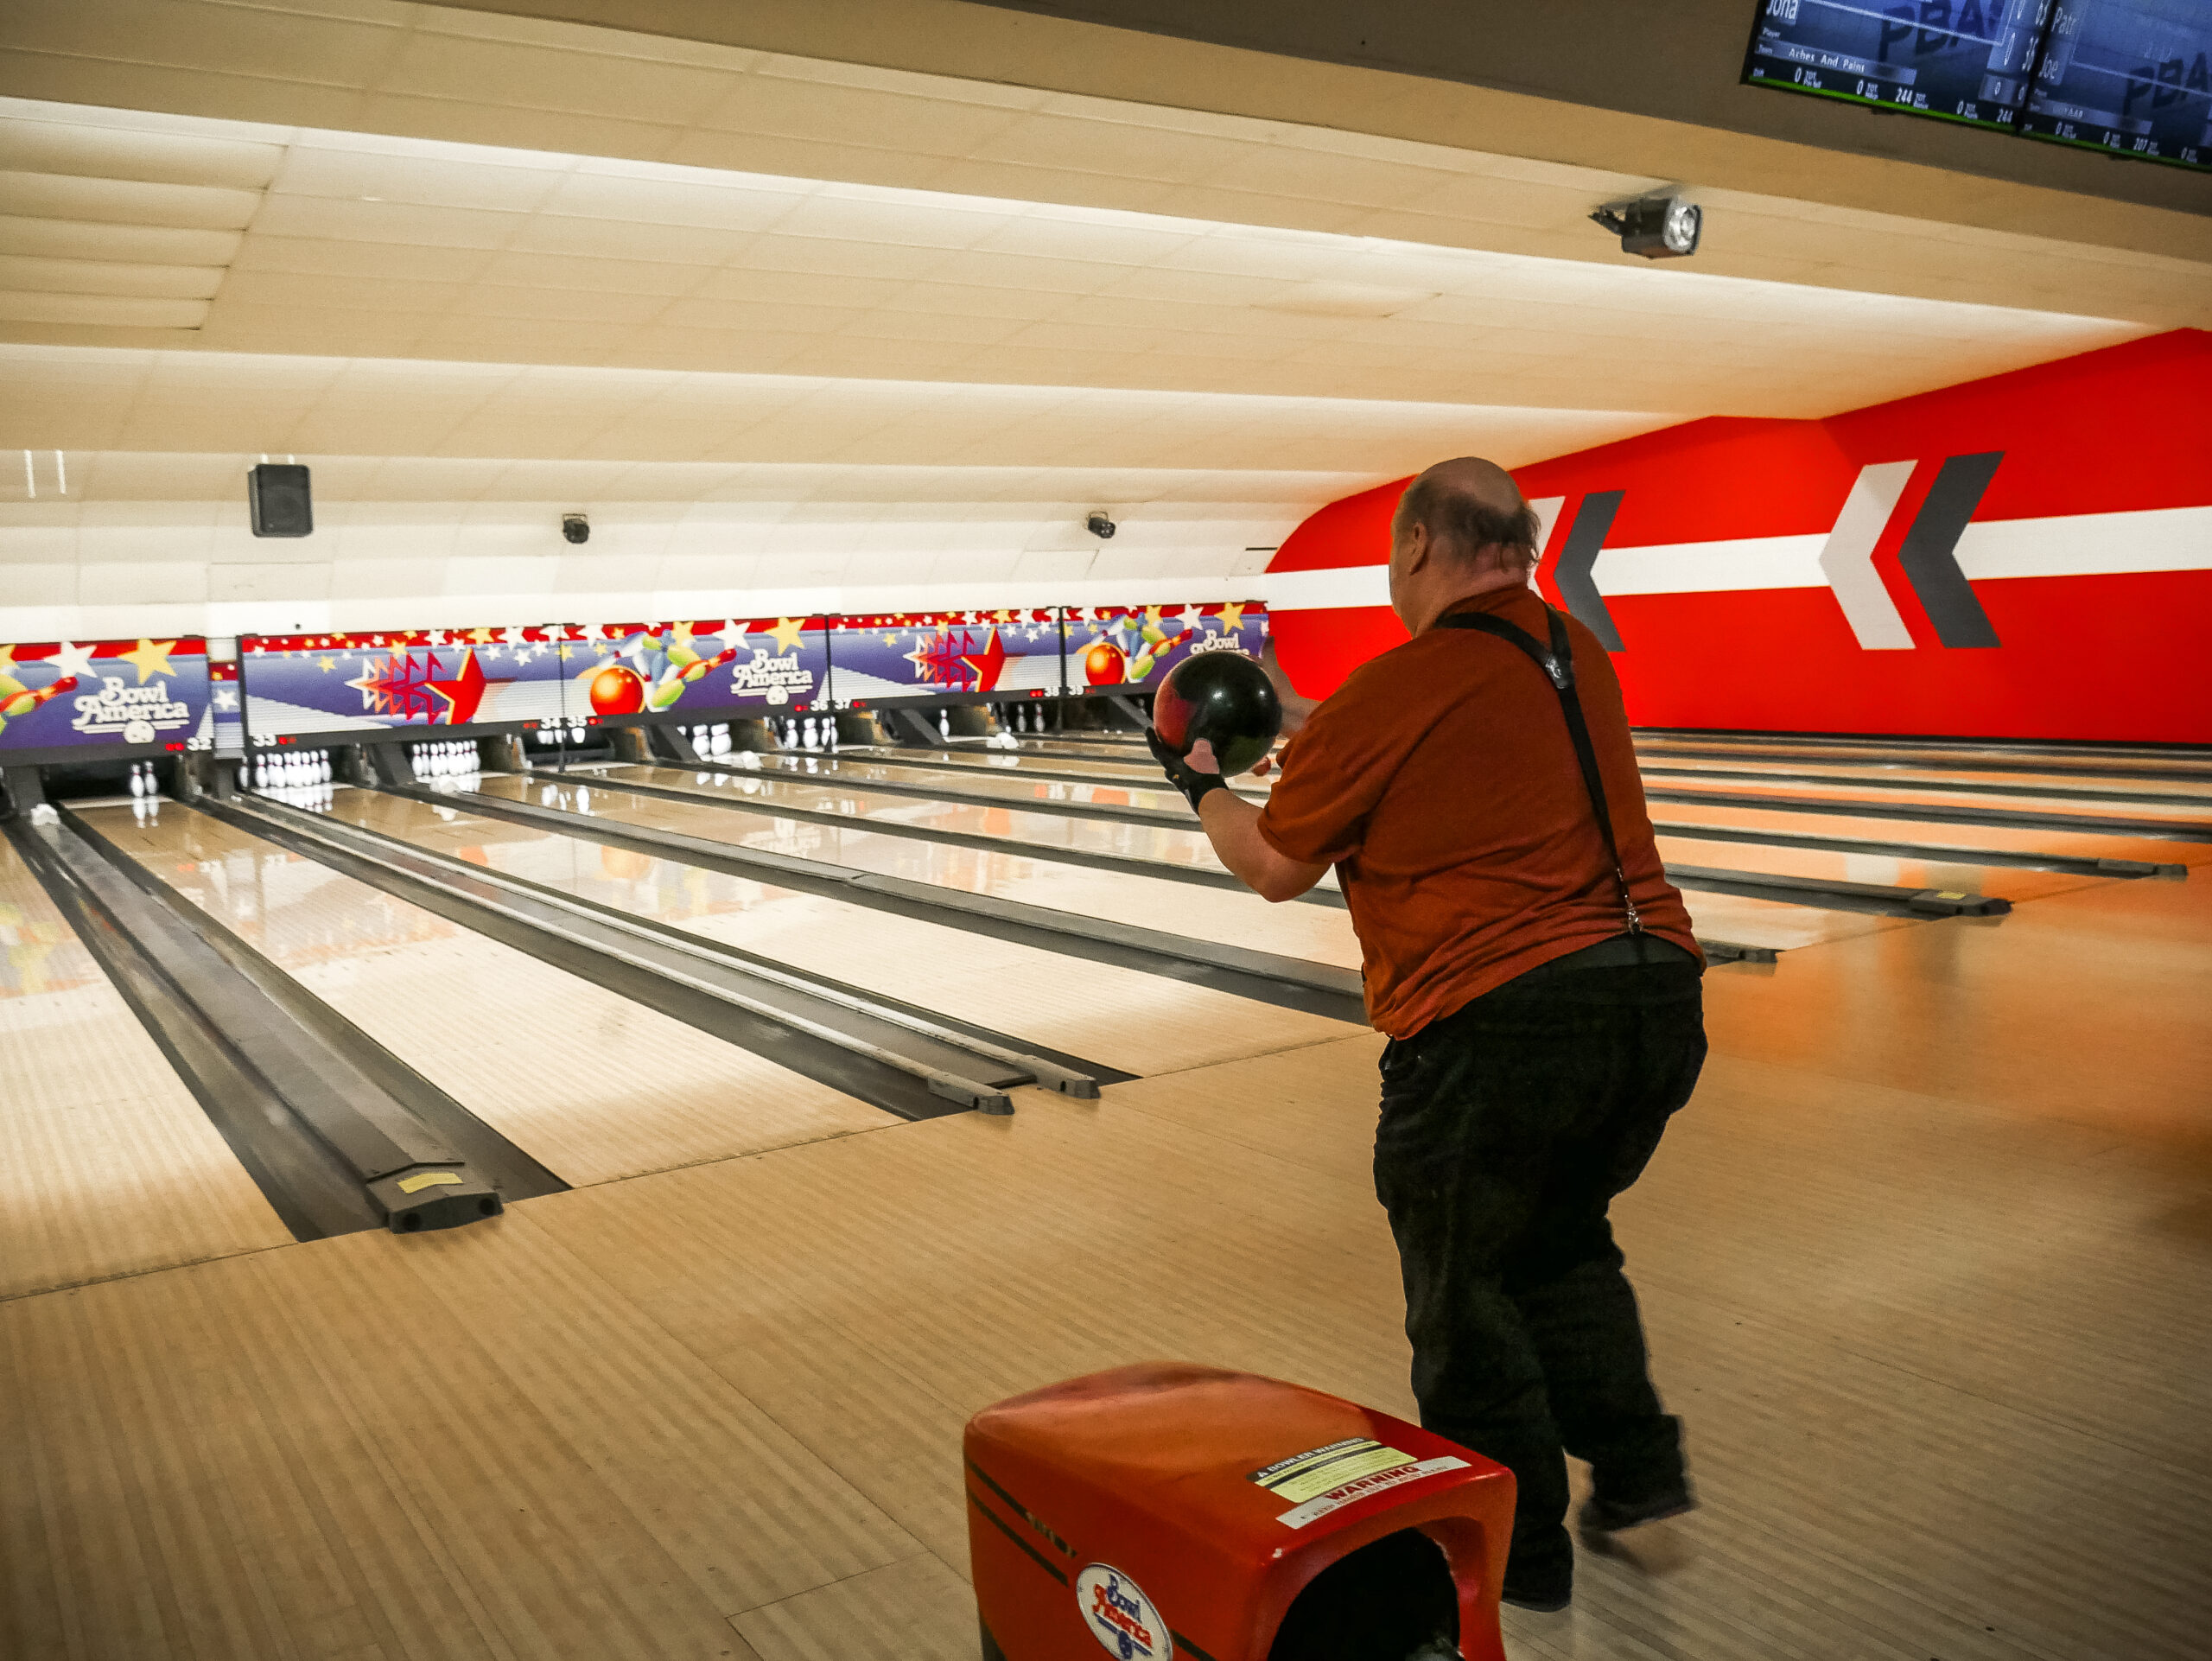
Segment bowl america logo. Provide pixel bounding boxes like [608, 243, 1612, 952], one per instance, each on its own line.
[1185, 633, 1253, 658]
[1075, 1564, 1172, 1660]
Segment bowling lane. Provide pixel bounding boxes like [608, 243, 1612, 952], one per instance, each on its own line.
[1653, 832, 2089, 902]
[79, 802, 896, 1186]
[1635, 733, 2212, 780]
[687, 755, 2089, 907]
[1637, 754, 2212, 805]
[1651, 796, 2211, 869]
[836, 742, 1277, 805]
[318, 787, 1360, 1074]
[748, 750, 1202, 817]
[0, 832, 293, 1297]
[1644, 771, 2212, 830]
[468, 773, 1912, 958]
[474, 770, 1363, 970]
[596, 760, 1257, 880]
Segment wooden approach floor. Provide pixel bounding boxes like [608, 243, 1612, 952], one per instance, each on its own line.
[3, 862, 2209, 1659]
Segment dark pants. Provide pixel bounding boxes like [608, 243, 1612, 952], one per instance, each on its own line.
[1373, 954, 1707, 1600]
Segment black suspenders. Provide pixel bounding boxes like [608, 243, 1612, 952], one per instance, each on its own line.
[1435, 606, 1644, 938]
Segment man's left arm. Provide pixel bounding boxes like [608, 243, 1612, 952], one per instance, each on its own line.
[1150, 734, 1328, 903]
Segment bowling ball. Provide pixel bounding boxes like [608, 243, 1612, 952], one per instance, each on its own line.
[589, 664, 645, 715]
[1082, 638, 1127, 685]
[1153, 650, 1280, 777]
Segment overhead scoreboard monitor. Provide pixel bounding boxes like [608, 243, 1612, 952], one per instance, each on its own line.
[1742, 0, 2052, 129]
[1065, 603, 1268, 697]
[1742, 0, 2210, 169]
[826, 609, 1063, 709]
[2018, 0, 2212, 163]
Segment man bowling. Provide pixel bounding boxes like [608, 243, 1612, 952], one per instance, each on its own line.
[1148, 457, 1707, 1611]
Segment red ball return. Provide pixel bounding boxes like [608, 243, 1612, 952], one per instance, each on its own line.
[964, 1363, 1515, 1661]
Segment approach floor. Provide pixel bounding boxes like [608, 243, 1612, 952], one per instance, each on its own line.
[3, 866, 2205, 1661]
[0, 832, 291, 1300]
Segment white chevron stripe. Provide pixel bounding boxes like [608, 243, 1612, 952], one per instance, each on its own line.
[1817, 461, 1918, 650]
[1954, 506, 2212, 579]
[1259, 503, 2210, 611]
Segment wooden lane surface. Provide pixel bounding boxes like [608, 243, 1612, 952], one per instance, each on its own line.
[0, 837, 292, 1301]
[1637, 754, 2212, 804]
[855, 742, 2212, 824]
[5, 826, 2205, 1659]
[80, 802, 897, 1188]
[603, 761, 1243, 876]
[1633, 734, 2212, 779]
[1700, 861, 2212, 1148]
[474, 773, 1916, 958]
[1643, 772, 2212, 827]
[751, 751, 1205, 815]
[837, 743, 1223, 791]
[474, 771, 1363, 970]
[632, 760, 2100, 905]
[525, 984, 2209, 1661]
[320, 786, 1361, 1077]
[1651, 794, 2212, 869]
[0, 1201, 930, 1661]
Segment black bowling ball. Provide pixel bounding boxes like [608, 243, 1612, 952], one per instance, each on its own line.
[1153, 650, 1281, 777]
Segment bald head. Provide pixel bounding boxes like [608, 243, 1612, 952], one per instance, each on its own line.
[1390, 457, 1540, 576]
[1386, 456, 1541, 633]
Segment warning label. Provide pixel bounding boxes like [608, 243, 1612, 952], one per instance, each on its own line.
[1248, 1438, 1415, 1505]
[1273, 1455, 1470, 1531]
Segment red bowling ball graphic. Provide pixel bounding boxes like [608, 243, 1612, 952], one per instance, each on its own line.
[589, 663, 646, 715]
[1083, 639, 1127, 685]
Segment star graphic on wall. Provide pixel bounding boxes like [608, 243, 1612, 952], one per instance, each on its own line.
[213, 688, 238, 711]
[425, 647, 509, 725]
[117, 638, 177, 683]
[318, 657, 337, 673]
[958, 627, 1009, 692]
[1218, 603, 1244, 632]
[766, 616, 807, 655]
[49, 640, 98, 680]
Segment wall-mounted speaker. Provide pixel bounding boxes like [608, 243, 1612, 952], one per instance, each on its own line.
[249, 463, 313, 538]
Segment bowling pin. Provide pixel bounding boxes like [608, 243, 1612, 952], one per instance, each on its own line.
[938, 709, 951, 741]
[128, 762, 144, 798]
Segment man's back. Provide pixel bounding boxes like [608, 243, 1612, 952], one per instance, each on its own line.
[1256, 585, 1697, 1038]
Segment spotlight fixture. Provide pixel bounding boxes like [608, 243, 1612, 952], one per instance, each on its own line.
[562, 512, 590, 545]
[1086, 512, 1116, 539]
[1590, 196, 1701, 260]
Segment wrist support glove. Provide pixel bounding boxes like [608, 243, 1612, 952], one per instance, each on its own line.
[1147, 726, 1227, 813]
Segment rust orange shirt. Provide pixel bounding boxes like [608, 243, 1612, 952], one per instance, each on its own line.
[1256, 588, 1699, 1039]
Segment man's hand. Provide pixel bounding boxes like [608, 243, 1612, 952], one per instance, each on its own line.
[1147, 728, 1228, 812]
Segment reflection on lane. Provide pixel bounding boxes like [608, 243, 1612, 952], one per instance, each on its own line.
[318, 787, 1358, 1075]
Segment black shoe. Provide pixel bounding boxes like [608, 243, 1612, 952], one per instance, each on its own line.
[1577, 1489, 1694, 1540]
[1500, 1581, 1571, 1613]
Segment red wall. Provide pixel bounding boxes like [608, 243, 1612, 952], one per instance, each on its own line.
[1268, 331, 2212, 742]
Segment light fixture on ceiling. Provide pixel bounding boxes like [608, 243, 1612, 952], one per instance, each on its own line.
[1590, 196, 1701, 260]
[1086, 512, 1116, 539]
[563, 512, 591, 545]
